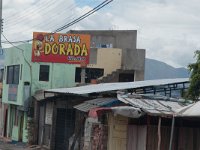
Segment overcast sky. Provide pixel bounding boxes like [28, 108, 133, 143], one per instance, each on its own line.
[2, 0, 200, 68]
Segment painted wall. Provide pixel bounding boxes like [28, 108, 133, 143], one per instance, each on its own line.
[108, 113, 128, 150]
[69, 30, 137, 50]
[69, 30, 145, 81]
[87, 48, 122, 76]
[2, 44, 26, 106]
[12, 126, 19, 141]
[2, 43, 76, 105]
[22, 114, 28, 143]
[0, 102, 4, 136]
[2, 43, 76, 142]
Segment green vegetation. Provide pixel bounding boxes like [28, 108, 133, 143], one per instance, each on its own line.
[187, 50, 200, 101]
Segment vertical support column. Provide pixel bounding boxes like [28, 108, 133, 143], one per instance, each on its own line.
[0, 0, 3, 55]
[169, 116, 175, 150]
[157, 117, 161, 150]
[81, 68, 86, 84]
[80, 61, 87, 84]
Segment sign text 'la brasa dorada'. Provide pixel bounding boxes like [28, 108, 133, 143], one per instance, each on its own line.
[32, 32, 90, 64]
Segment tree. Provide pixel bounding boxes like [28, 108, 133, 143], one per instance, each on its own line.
[187, 50, 200, 101]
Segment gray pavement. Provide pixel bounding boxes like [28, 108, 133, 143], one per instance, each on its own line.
[0, 140, 28, 150]
[0, 138, 43, 150]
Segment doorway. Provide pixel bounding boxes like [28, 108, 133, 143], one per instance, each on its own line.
[3, 108, 8, 137]
[119, 73, 134, 82]
[55, 108, 75, 150]
[18, 112, 24, 142]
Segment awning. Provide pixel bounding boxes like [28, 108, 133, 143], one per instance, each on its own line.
[74, 98, 120, 112]
[75, 94, 189, 118]
[33, 90, 55, 101]
[88, 106, 143, 118]
[45, 78, 189, 95]
[117, 94, 187, 117]
[176, 101, 200, 117]
[112, 106, 144, 118]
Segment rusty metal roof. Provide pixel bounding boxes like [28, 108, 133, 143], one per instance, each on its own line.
[176, 101, 200, 117]
[74, 98, 119, 112]
[45, 78, 189, 95]
[74, 93, 189, 117]
[117, 94, 187, 116]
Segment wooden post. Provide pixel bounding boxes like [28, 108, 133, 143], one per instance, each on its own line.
[157, 117, 161, 150]
[169, 116, 175, 150]
[80, 61, 87, 84]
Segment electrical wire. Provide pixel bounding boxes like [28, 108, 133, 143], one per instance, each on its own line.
[4, 2, 75, 29]
[2, 0, 113, 45]
[1, 33, 27, 51]
[4, 0, 101, 30]
[5, 0, 61, 24]
[54, 0, 113, 32]
[4, 0, 106, 34]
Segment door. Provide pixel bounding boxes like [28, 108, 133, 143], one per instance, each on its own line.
[38, 105, 45, 145]
[55, 108, 75, 150]
[18, 112, 24, 142]
[119, 73, 134, 82]
[4, 108, 8, 137]
[108, 114, 128, 150]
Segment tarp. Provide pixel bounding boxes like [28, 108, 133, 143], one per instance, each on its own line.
[45, 78, 189, 95]
[88, 107, 111, 118]
[88, 106, 143, 118]
[112, 106, 144, 118]
[176, 101, 200, 117]
[117, 94, 186, 117]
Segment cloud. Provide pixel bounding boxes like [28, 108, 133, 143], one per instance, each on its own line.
[2, 0, 200, 68]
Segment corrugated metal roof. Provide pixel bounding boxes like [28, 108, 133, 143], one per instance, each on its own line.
[176, 101, 200, 117]
[74, 98, 118, 112]
[33, 90, 54, 101]
[45, 78, 189, 95]
[74, 93, 188, 117]
[117, 95, 187, 116]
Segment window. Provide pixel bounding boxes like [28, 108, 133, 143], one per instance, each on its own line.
[14, 109, 18, 126]
[7, 65, 20, 84]
[75, 67, 104, 83]
[0, 68, 4, 82]
[39, 65, 49, 81]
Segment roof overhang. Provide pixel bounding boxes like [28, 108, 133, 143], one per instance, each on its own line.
[45, 78, 189, 96]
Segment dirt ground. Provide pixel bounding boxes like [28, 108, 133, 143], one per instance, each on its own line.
[0, 141, 28, 150]
[0, 138, 42, 150]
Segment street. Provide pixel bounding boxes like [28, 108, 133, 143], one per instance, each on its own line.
[0, 141, 28, 150]
[0, 138, 42, 150]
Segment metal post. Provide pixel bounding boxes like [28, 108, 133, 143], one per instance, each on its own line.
[0, 0, 3, 55]
[81, 67, 86, 84]
[0, 0, 2, 48]
[169, 116, 175, 150]
[80, 61, 87, 84]
[157, 117, 161, 150]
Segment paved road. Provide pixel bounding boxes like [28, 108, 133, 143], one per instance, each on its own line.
[0, 141, 28, 150]
[0, 137, 45, 150]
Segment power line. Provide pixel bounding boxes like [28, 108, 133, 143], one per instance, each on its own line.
[5, 1, 75, 28]
[1, 33, 26, 51]
[5, 0, 61, 23]
[2, 0, 113, 46]
[54, 0, 113, 32]
[4, 0, 102, 30]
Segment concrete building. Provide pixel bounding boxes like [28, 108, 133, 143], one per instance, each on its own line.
[2, 44, 75, 142]
[0, 68, 5, 137]
[70, 30, 146, 83]
[2, 30, 146, 145]
[32, 30, 146, 149]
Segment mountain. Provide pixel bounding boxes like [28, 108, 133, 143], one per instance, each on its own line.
[144, 58, 190, 80]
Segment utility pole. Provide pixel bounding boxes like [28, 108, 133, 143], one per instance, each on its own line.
[0, 0, 3, 55]
[80, 62, 87, 85]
